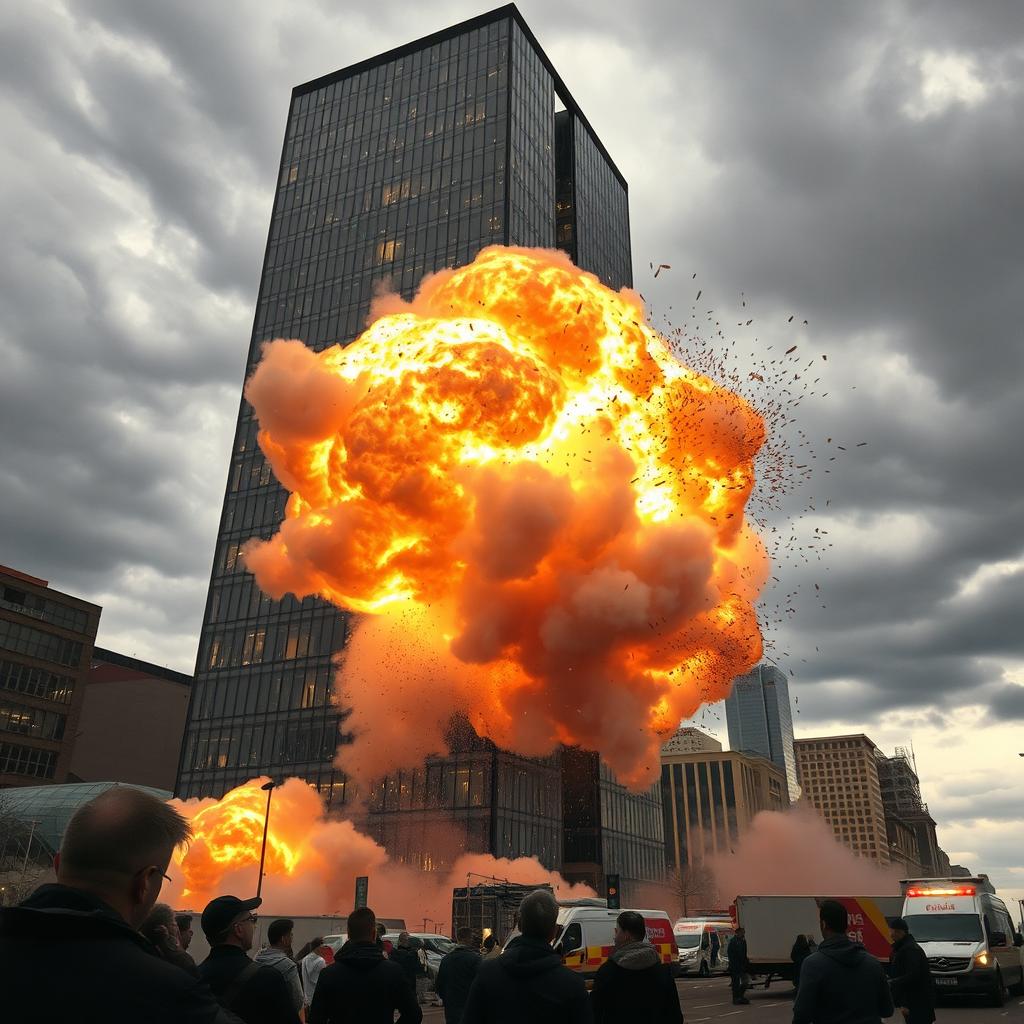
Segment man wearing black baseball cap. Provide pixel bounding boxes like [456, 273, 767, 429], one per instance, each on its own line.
[197, 895, 301, 1024]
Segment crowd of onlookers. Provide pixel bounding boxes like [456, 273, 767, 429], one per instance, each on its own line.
[0, 784, 935, 1024]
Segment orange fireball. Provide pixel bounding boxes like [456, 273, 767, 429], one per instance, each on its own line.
[243, 246, 768, 788]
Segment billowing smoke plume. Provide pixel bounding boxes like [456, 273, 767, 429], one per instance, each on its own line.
[243, 247, 768, 789]
[712, 805, 903, 901]
[165, 778, 594, 925]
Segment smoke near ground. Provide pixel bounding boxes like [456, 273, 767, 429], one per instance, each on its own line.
[243, 246, 769, 790]
[166, 778, 594, 926]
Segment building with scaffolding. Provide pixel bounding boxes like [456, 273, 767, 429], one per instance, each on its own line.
[875, 745, 950, 877]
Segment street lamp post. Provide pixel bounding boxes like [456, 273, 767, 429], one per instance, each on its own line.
[256, 781, 277, 900]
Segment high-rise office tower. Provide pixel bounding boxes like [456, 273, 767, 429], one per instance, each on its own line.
[794, 734, 890, 862]
[724, 663, 799, 801]
[177, 5, 662, 896]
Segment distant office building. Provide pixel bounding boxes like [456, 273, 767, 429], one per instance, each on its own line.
[660, 748, 786, 874]
[661, 727, 722, 755]
[725, 663, 799, 801]
[794, 734, 890, 862]
[175, 6, 657, 896]
[949, 863, 973, 878]
[885, 815, 924, 876]
[0, 566, 100, 787]
[69, 649, 191, 792]
[875, 746, 951, 877]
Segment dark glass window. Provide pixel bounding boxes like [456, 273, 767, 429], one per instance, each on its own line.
[0, 659, 75, 704]
[0, 740, 57, 779]
[0, 619, 84, 668]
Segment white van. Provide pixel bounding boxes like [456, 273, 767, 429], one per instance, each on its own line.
[901, 876, 1024, 1006]
[673, 917, 734, 976]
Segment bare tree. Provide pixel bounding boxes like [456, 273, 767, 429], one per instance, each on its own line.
[668, 862, 718, 918]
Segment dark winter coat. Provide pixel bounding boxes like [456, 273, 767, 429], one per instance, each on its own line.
[727, 934, 750, 976]
[791, 938, 811, 988]
[0, 883, 228, 1024]
[460, 934, 593, 1024]
[792, 934, 895, 1024]
[590, 941, 683, 1024]
[308, 940, 423, 1024]
[199, 945, 302, 1024]
[435, 943, 483, 1024]
[392, 942, 426, 984]
[889, 934, 935, 1024]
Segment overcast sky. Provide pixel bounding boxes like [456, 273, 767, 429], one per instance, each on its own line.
[2, 1, 1022, 901]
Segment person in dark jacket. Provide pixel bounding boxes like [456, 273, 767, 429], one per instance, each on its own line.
[460, 889, 592, 1024]
[436, 926, 483, 1024]
[308, 906, 422, 1024]
[889, 919, 935, 1024]
[392, 931, 424, 990]
[590, 910, 683, 1024]
[791, 934, 811, 990]
[792, 900, 895, 1024]
[198, 894, 302, 1024]
[0, 785, 229, 1024]
[727, 927, 751, 1005]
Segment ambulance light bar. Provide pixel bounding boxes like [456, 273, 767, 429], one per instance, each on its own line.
[905, 885, 975, 898]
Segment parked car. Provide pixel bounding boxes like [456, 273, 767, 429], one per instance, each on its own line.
[383, 932, 456, 979]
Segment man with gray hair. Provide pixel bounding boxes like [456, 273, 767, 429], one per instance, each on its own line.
[0, 784, 229, 1022]
[460, 889, 592, 1024]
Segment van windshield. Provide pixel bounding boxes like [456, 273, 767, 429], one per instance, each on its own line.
[904, 914, 983, 943]
[674, 933, 701, 948]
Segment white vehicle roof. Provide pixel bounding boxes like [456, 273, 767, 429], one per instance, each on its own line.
[557, 906, 670, 922]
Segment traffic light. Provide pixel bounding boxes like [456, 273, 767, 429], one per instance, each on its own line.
[606, 873, 620, 910]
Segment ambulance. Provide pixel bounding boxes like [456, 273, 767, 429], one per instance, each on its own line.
[900, 876, 1024, 1006]
[505, 898, 677, 981]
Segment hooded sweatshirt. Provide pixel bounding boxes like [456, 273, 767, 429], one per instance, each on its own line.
[254, 945, 305, 1013]
[590, 941, 683, 1024]
[307, 941, 422, 1024]
[792, 934, 895, 1024]
[459, 935, 592, 1024]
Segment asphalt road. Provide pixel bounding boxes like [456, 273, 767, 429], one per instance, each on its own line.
[418, 975, 1024, 1021]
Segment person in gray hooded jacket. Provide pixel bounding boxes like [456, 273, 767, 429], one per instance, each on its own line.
[792, 900, 894, 1024]
[590, 911, 683, 1024]
[254, 918, 305, 1014]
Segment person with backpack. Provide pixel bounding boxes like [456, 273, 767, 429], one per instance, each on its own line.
[197, 895, 301, 1024]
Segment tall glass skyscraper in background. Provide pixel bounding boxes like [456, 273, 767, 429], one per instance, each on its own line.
[176, 5, 664, 898]
[724, 663, 800, 802]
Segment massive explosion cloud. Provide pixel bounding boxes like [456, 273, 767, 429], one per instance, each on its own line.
[243, 246, 768, 789]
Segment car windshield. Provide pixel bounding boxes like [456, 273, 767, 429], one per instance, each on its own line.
[674, 933, 701, 948]
[428, 938, 456, 954]
[904, 914, 983, 943]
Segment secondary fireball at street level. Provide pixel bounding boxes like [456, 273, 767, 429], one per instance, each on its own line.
[242, 245, 769, 791]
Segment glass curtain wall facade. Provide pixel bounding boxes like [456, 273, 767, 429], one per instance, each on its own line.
[724, 663, 799, 801]
[178, 6, 648, 881]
